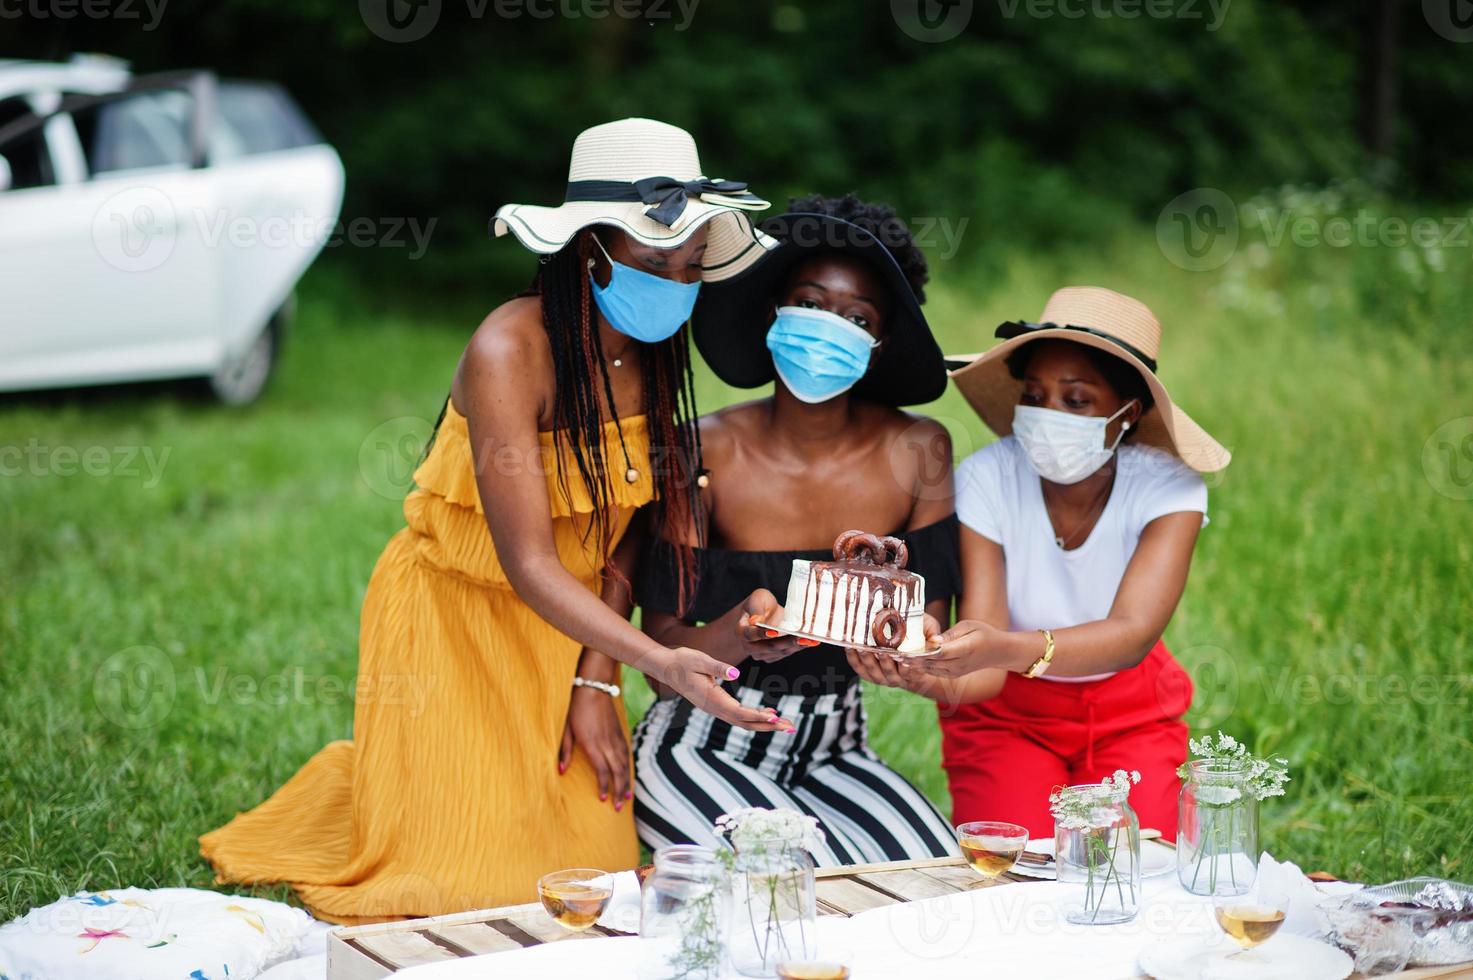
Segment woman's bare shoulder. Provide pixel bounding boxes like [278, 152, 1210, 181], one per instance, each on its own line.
[863, 404, 951, 449]
[697, 398, 770, 461]
[453, 296, 550, 409]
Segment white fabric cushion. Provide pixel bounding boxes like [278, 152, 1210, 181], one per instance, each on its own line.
[0, 887, 312, 980]
[255, 952, 326, 979]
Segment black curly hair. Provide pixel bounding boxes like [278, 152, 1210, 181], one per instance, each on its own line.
[780, 192, 930, 305]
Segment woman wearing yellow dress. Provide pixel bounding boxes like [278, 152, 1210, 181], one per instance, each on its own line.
[199, 119, 791, 923]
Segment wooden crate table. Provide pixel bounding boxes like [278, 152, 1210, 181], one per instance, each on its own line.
[327, 855, 1472, 979]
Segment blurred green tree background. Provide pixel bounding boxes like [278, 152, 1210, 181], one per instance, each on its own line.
[10, 0, 1473, 291]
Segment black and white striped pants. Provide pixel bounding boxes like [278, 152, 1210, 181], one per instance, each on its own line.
[631, 680, 959, 866]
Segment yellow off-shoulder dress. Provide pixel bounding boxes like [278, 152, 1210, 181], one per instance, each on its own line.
[199, 401, 649, 924]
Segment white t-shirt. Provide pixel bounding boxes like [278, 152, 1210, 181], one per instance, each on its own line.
[955, 436, 1208, 682]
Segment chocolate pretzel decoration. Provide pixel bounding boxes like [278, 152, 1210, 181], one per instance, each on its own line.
[831, 530, 912, 650]
[832, 530, 909, 569]
[872, 608, 906, 649]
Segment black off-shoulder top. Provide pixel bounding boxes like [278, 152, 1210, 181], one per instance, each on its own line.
[637, 515, 962, 700]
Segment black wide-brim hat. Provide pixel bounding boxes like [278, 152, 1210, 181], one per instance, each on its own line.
[690, 212, 948, 406]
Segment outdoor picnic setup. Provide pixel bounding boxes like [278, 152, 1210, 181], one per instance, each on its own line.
[314, 712, 1473, 979]
[321, 813, 1473, 979]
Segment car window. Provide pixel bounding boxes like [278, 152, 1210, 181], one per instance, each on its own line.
[0, 97, 55, 190]
[211, 81, 322, 161]
[72, 88, 193, 176]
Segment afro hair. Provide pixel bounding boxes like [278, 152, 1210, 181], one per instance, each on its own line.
[781, 192, 930, 305]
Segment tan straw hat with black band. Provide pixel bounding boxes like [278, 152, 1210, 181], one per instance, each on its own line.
[948, 286, 1231, 473]
[491, 118, 777, 282]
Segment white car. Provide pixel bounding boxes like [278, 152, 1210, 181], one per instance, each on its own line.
[0, 56, 344, 404]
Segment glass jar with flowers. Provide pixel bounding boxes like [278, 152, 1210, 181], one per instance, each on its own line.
[1051, 770, 1143, 925]
[715, 807, 822, 977]
[637, 844, 731, 980]
[1176, 731, 1290, 896]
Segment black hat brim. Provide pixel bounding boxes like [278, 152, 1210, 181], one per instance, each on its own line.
[690, 212, 948, 407]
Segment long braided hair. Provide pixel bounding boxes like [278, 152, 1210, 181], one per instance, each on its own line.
[531, 229, 704, 609]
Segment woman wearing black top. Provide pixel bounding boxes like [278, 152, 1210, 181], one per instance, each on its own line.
[630, 195, 960, 864]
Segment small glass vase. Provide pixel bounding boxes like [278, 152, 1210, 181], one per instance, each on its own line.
[638, 845, 731, 980]
[728, 837, 817, 977]
[1054, 784, 1141, 925]
[1177, 759, 1258, 896]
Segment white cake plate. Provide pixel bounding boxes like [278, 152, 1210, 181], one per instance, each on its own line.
[751, 622, 939, 659]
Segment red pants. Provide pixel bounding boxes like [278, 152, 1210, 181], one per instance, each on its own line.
[940, 641, 1192, 840]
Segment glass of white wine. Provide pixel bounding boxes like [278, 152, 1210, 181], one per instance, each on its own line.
[538, 868, 614, 933]
[776, 960, 851, 980]
[955, 821, 1029, 886]
[778, 941, 854, 980]
[1213, 879, 1290, 959]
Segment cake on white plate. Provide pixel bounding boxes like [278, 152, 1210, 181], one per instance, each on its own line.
[778, 530, 928, 655]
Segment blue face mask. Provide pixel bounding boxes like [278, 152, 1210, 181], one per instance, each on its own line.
[588, 235, 701, 344]
[766, 305, 880, 404]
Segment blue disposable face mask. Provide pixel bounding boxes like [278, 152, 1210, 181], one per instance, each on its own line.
[766, 305, 880, 404]
[588, 235, 701, 344]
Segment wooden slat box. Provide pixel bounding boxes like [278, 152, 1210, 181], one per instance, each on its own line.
[326, 856, 1472, 979]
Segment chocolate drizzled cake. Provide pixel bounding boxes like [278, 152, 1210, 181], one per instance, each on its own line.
[778, 530, 926, 654]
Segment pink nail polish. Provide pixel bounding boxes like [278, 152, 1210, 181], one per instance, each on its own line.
[726, 667, 740, 680]
[599, 793, 607, 801]
[625, 790, 634, 800]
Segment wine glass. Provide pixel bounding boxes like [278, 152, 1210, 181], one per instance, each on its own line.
[1213, 878, 1290, 958]
[776, 959, 851, 980]
[537, 868, 614, 933]
[955, 821, 1029, 886]
[778, 941, 854, 980]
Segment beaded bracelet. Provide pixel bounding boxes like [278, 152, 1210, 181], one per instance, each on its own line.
[573, 676, 621, 698]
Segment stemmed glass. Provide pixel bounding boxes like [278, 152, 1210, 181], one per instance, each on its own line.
[955, 821, 1030, 887]
[1212, 877, 1290, 959]
[537, 868, 614, 933]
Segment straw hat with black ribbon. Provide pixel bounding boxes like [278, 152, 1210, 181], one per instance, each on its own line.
[491, 118, 777, 282]
[947, 286, 1231, 473]
[690, 211, 948, 406]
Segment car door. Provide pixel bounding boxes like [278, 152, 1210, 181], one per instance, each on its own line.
[0, 74, 218, 390]
[0, 95, 81, 390]
[204, 80, 343, 361]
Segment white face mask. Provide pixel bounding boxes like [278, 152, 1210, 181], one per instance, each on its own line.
[1012, 400, 1138, 485]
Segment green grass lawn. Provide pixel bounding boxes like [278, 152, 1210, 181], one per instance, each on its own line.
[2, 232, 1471, 923]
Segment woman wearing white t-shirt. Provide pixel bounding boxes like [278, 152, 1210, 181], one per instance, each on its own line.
[848, 287, 1230, 836]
